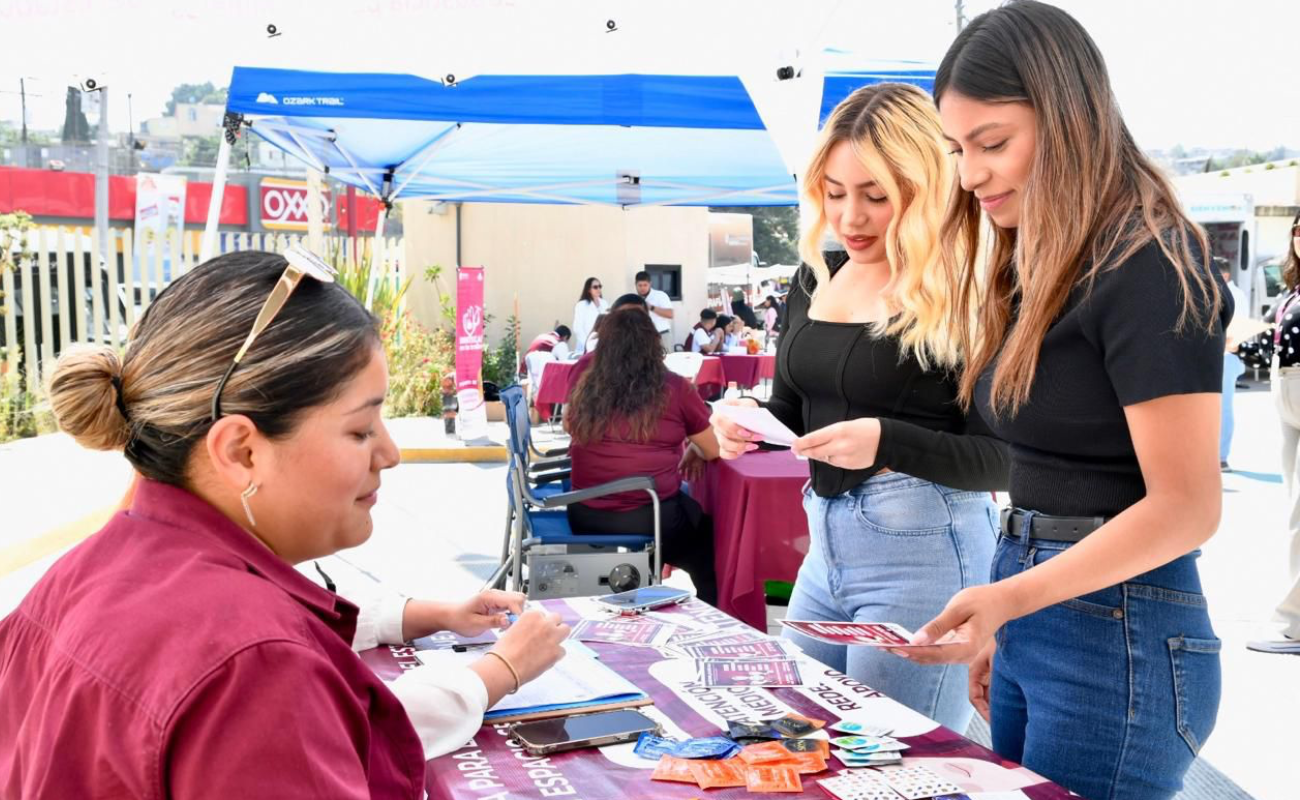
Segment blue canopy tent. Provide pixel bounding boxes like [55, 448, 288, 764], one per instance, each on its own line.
[203, 53, 934, 258]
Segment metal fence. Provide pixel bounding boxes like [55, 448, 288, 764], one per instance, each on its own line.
[0, 227, 404, 395]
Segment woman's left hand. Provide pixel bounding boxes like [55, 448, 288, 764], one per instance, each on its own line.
[445, 590, 527, 637]
[678, 444, 707, 482]
[887, 583, 1017, 665]
[792, 418, 882, 470]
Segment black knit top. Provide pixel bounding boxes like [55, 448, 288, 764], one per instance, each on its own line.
[764, 254, 1009, 498]
[976, 240, 1230, 518]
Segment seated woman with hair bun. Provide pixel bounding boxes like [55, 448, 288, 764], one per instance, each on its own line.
[0, 248, 569, 798]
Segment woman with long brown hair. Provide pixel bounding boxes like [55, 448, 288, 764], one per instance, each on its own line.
[900, 3, 1229, 798]
[565, 306, 721, 603]
[1241, 207, 1300, 654]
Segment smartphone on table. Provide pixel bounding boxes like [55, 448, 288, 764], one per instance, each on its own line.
[596, 586, 693, 615]
[509, 709, 661, 756]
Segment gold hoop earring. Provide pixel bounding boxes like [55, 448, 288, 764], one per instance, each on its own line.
[241, 481, 259, 528]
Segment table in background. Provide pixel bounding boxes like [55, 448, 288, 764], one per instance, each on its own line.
[718, 353, 777, 389]
[695, 355, 725, 398]
[360, 597, 1075, 800]
[533, 360, 579, 421]
[690, 449, 810, 630]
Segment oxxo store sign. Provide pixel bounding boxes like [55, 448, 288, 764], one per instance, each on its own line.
[259, 177, 331, 231]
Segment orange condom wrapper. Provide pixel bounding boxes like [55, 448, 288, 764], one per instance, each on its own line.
[650, 756, 697, 784]
[745, 764, 803, 793]
[687, 758, 748, 789]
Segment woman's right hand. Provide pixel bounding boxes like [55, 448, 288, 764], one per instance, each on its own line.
[489, 610, 570, 684]
[709, 397, 760, 460]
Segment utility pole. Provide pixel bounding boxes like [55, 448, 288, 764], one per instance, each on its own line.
[956, 0, 967, 31]
[95, 88, 110, 275]
[20, 78, 28, 143]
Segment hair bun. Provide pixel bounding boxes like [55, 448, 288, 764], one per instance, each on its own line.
[47, 344, 131, 452]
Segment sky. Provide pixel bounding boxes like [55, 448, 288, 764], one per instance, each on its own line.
[0, 0, 1294, 152]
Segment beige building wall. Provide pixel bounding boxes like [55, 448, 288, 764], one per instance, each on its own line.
[401, 201, 711, 350]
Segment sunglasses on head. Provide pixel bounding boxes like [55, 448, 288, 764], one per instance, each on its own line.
[210, 244, 338, 421]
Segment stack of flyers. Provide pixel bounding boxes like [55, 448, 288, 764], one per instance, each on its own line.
[696, 657, 805, 687]
[668, 627, 775, 650]
[679, 638, 798, 660]
[568, 618, 676, 648]
[780, 620, 964, 648]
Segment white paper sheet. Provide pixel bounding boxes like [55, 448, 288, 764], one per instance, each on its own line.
[414, 641, 644, 713]
[709, 403, 799, 447]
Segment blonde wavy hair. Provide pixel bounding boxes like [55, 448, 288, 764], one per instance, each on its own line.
[798, 82, 960, 371]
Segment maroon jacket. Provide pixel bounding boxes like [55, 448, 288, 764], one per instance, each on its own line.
[0, 479, 425, 799]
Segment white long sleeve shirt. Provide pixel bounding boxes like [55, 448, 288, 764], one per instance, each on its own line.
[301, 562, 489, 761]
[572, 298, 607, 355]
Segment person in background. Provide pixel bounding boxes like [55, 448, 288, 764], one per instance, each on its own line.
[688, 309, 722, 354]
[571, 277, 607, 356]
[1244, 208, 1300, 655]
[731, 288, 760, 329]
[907, 4, 1227, 798]
[526, 325, 572, 361]
[721, 315, 744, 351]
[0, 249, 569, 797]
[584, 294, 649, 355]
[762, 294, 780, 343]
[564, 307, 721, 604]
[709, 82, 1008, 734]
[1217, 257, 1248, 471]
[635, 270, 675, 351]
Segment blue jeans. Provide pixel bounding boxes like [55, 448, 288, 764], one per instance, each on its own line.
[990, 521, 1222, 800]
[1221, 353, 1244, 462]
[782, 472, 998, 732]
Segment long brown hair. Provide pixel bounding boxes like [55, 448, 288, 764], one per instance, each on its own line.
[937, 0, 1219, 414]
[1283, 208, 1300, 291]
[566, 307, 668, 445]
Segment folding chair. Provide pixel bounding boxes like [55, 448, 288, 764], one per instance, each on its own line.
[485, 386, 661, 598]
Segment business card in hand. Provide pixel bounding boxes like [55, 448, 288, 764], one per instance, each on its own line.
[780, 620, 966, 648]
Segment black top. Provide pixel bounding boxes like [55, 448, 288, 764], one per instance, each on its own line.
[764, 254, 1009, 498]
[732, 299, 760, 329]
[1237, 289, 1300, 369]
[976, 240, 1230, 518]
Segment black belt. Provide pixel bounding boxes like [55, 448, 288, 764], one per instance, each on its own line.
[1000, 508, 1107, 543]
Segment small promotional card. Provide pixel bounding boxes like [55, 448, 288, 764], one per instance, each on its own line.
[878, 766, 963, 800]
[780, 620, 964, 648]
[569, 618, 676, 648]
[671, 628, 773, 649]
[696, 658, 805, 687]
[817, 773, 897, 800]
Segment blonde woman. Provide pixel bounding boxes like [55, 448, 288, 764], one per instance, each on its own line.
[710, 83, 1008, 733]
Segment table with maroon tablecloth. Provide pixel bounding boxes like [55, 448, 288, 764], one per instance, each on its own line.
[360, 597, 1075, 800]
[690, 449, 811, 630]
[694, 355, 725, 398]
[718, 353, 777, 389]
[534, 360, 585, 422]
